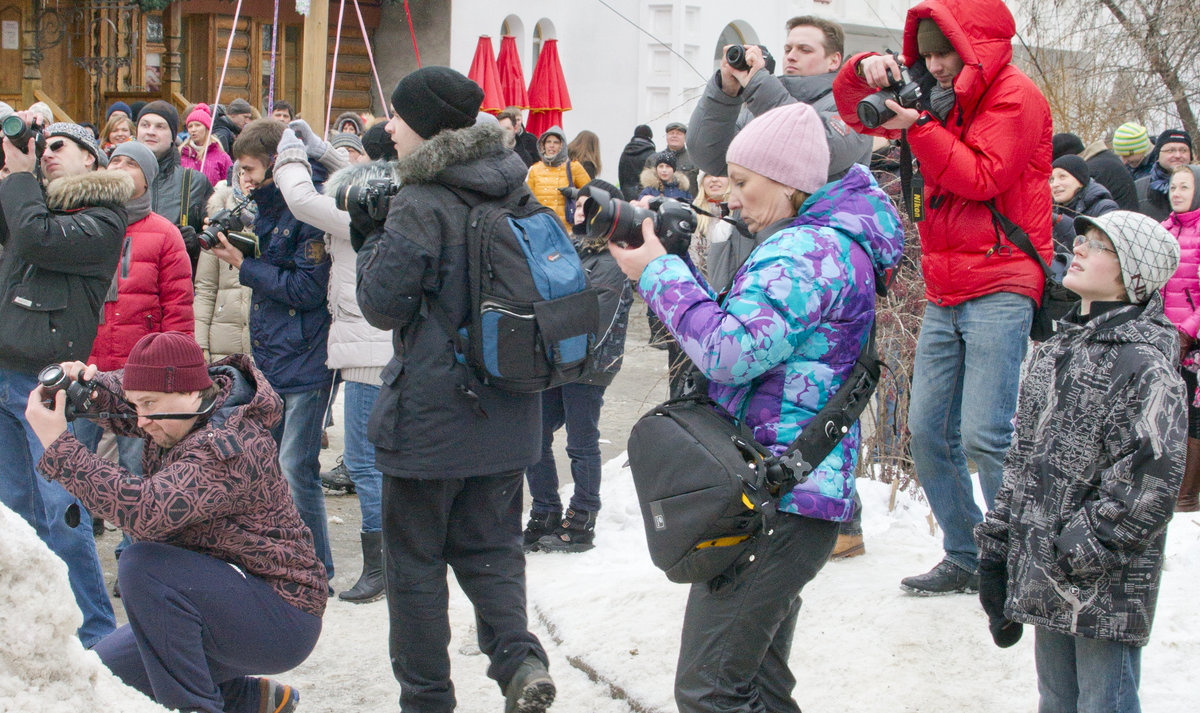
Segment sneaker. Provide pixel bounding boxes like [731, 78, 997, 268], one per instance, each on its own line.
[830, 533, 865, 560]
[504, 656, 555, 713]
[320, 458, 355, 494]
[522, 509, 561, 553]
[537, 509, 596, 553]
[899, 559, 979, 596]
[257, 678, 299, 713]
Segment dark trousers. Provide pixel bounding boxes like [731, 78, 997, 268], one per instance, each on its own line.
[383, 472, 547, 713]
[525, 383, 606, 513]
[675, 514, 838, 713]
[94, 542, 322, 713]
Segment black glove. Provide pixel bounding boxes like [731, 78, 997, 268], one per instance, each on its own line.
[178, 224, 199, 254]
[978, 558, 1022, 648]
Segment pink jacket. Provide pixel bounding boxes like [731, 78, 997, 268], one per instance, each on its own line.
[180, 138, 233, 188]
[1162, 207, 1200, 337]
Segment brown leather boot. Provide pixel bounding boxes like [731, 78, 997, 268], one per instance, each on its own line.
[831, 533, 865, 559]
[1178, 437, 1200, 512]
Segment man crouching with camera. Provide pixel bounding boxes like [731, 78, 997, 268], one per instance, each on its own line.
[24, 331, 326, 713]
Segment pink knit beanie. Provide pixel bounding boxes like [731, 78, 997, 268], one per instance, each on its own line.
[726, 103, 829, 194]
[185, 103, 213, 130]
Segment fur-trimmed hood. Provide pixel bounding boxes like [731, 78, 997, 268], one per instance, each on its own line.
[393, 122, 524, 196]
[323, 159, 404, 200]
[639, 165, 690, 194]
[45, 170, 134, 211]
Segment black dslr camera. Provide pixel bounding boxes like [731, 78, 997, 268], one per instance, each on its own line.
[856, 51, 924, 129]
[579, 185, 697, 255]
[38, 364, 97, 422]
[0, 114, 47, 170]
[726, 44, 776, 75]
[198, 194, 259, 258]
[336, 179, 400, 225]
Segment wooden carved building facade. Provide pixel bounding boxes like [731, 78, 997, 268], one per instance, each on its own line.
[1, 0, 383, 127]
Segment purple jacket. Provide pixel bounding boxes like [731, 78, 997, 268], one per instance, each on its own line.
[638, 165, 903, 521]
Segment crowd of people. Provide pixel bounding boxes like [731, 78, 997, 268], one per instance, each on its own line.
[0, 0, 1196, 711]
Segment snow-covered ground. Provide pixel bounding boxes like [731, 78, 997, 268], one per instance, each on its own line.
[4, 458, 1197, 712]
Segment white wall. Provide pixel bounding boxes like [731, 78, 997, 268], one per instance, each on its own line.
[447, 1, 909, 184]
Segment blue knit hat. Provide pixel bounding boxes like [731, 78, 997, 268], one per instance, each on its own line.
[106, 101, 132, 121]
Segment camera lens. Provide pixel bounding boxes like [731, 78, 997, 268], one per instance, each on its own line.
[725, 45, 748, 71]
[856, 92, 895, 130]
[38, 364, 68, 390]
[1, 114, 26, 138]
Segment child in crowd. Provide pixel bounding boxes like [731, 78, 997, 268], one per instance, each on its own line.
[524, 179, 634, 552]
[975, 211, 1185, 713]
[637, 151, 692, 204]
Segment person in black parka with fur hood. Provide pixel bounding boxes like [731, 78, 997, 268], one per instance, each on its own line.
[356, 67, 556, 713]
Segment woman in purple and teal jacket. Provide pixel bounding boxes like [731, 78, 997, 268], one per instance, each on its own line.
[612, 102, 903, 712]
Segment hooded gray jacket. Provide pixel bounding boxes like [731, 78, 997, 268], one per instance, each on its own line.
[975, 295, 1186, 645]
[687, 70, 872, 181]
[356, 123, 540, 478]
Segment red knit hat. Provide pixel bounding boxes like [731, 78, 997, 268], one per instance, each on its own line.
[124, 332, 213, 393]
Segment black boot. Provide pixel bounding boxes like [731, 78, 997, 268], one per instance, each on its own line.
[537, 508, 596, 553]
[338, 531, 385, 603]
[320, 457, 356, 494]
[523, 509, 561, 553]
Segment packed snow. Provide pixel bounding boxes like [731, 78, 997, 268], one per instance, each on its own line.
[3, 457, 1196, 712]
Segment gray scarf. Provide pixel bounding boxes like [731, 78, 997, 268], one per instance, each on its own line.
[930, 86, 956, 120]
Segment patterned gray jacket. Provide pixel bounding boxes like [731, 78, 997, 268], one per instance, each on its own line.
[975, 293, 1186, 646]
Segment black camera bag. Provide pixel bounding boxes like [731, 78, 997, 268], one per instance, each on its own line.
[984, 201, 1077, 341]
[629, 324, 881, 584]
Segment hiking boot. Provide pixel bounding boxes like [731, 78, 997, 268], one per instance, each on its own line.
[257, 678, 299, 713]
[523, 509, 561, 553]
[830, 533, 865, 560]
[900, 559, 979, 596]
[537, 508, 596, 553]
[320, 458, 355, 494]
[338, 531, 385, 603]
[504, 655, 555, 713]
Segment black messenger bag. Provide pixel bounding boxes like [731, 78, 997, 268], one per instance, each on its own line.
[628, 324, 881, 584]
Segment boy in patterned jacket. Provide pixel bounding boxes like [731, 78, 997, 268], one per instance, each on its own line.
[975, 211, 1185, 713]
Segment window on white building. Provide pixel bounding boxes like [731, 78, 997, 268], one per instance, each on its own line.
[501, 14, 525, 65]
[533, 19, 556, 66]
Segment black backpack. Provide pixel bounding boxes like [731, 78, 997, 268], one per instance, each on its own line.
[431, 186, 599, 393]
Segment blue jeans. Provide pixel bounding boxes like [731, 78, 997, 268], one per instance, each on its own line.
[525, 383, 606, 513]
[0, 367, 116, 647]
[73, 418, 141, 558]
[272, 384, 334, 580]
[907, 292, 1032, 573]
[342, 380, 383, 533]
[1034, 627, 1141, 713]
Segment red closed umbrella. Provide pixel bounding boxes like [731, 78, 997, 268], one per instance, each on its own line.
[467, 35, 505, 114]
[526, 39, 571, 138]
[496, 35, 529, 109]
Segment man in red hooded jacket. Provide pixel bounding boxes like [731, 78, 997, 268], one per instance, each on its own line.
[833, 0, 1052, 594]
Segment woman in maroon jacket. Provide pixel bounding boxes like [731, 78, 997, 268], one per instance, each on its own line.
[26, 332, 325, 713]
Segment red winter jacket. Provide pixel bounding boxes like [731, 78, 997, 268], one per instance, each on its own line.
[833, 0, 1052, 307]
[87, 211, 195, 370]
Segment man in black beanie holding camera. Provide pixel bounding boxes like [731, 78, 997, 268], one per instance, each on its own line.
[356, 65, 555, 713]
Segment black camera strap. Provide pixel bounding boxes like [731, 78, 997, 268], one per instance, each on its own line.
[899, 132, 924, 223]
[984, 200, 1051, 278]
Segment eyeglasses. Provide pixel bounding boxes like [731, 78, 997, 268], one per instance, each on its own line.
[1073, 235, 1118, 255]
[45, 139, 67, 153]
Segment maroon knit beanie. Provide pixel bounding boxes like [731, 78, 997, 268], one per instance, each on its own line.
[124, 332, 213, 393]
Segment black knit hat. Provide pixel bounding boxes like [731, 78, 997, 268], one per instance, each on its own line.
[1052, 154, 1089, 187]
[361, 122, 397, 161]
[1155, 128, 1193, 154]
[634, 124, 652, 140]
[390, 67, 483, 140]
[653, 150, 678, 169]
[1051, 132, 1085, 161]
[137, 100, 179, 138]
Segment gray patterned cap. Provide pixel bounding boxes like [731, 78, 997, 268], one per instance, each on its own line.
[1074, 211, 1180, 304]
[45, 122, 107, 168]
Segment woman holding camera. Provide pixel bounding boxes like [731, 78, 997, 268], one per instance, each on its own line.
[611, 102, 903, 712]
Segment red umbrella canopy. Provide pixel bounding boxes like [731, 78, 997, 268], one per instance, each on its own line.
[467, 35, 505, 114]
[526, 39, 571, 138]
[496, 35, 529, 110]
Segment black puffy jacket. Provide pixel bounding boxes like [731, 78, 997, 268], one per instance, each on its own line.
[357, 122, 541, 479]
[0, 170, 132, 373]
